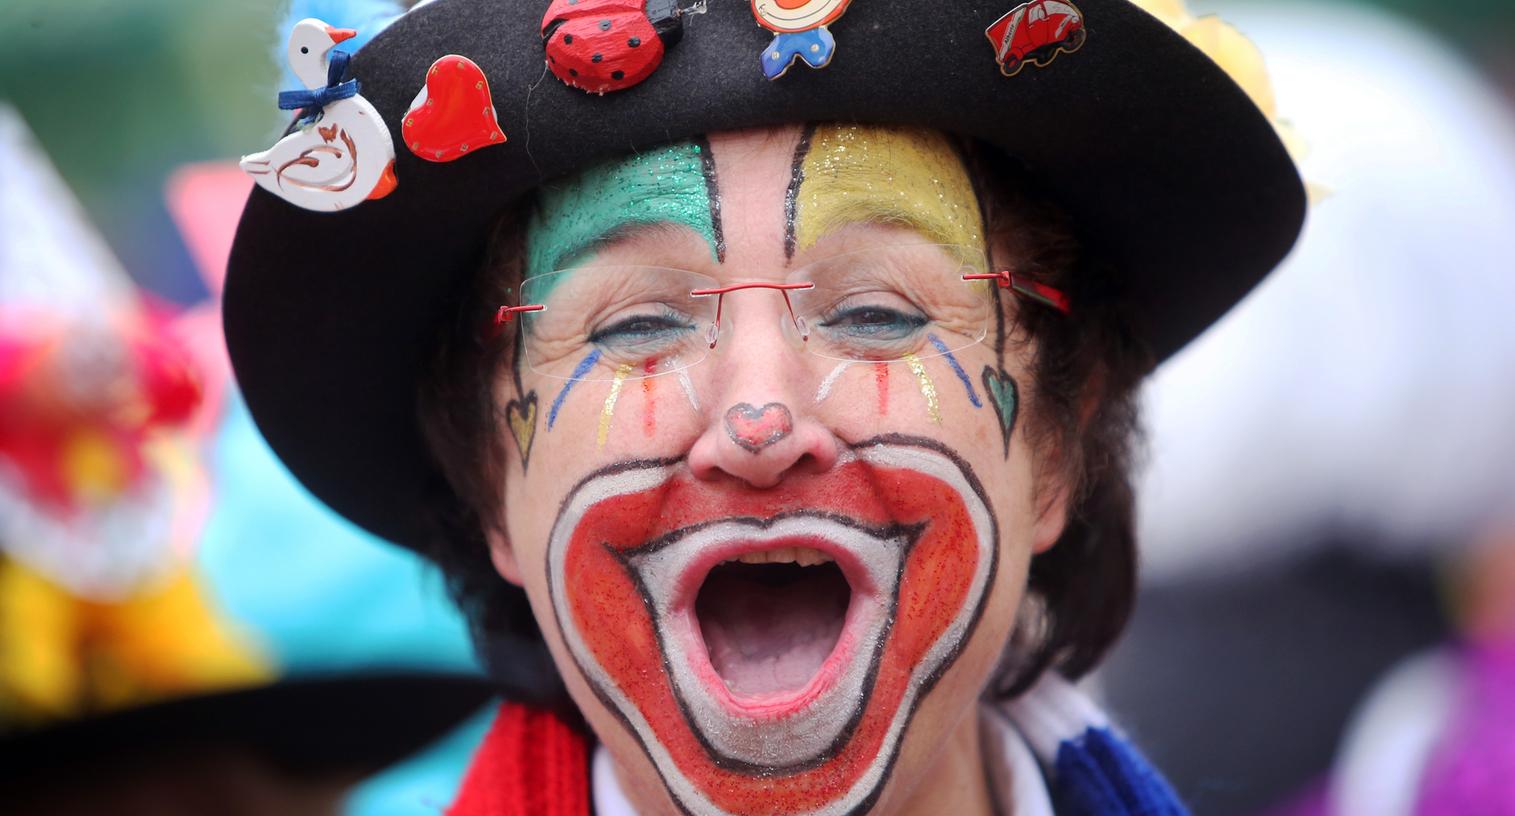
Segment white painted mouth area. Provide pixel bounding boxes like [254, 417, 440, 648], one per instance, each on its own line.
[629, 516, 904, 768]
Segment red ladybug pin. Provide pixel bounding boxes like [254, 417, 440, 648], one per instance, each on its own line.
[542, 0, 684, 94]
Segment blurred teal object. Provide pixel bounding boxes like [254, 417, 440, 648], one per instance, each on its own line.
[199, 396, 487, 813]
[200, 396, 476, 674]
[347, 703, 496, 816]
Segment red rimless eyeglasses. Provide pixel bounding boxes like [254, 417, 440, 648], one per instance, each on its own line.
[491, 271, 1068, 338]
[960, 270, 1071, 314]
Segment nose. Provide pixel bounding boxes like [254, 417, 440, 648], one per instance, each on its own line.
[688, 399, 839, 488]
[686, 305, 840, 488]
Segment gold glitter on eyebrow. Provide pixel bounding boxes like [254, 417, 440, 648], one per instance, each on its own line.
[792, 125, 984, 255]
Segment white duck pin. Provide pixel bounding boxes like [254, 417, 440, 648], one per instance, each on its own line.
[240, 18, 397, 212]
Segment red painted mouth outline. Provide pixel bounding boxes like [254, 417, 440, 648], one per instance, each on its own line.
[545, 434, 999, 816]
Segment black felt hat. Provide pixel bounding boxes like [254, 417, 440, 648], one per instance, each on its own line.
[225, 0, 1305, 549]
[0, 673, 495, 791]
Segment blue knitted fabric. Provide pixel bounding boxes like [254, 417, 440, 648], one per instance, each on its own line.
[1051, 727, 1189, 816]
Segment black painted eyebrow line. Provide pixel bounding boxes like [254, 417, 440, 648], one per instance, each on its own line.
[693, 135, 726, 264]
[784, 123, 817, 262]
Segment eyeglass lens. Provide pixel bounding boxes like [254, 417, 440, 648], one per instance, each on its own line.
[518, 243, 991, 382]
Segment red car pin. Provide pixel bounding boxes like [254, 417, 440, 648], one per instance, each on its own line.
[985, 0, 1087, 77]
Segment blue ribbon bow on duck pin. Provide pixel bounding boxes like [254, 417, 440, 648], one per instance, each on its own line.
[239, 18, 398, 213]
[750, 0, 854, 80]
[279, 49, 360, 124]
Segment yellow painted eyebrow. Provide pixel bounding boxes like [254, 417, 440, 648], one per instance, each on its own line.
[791, 125, 985, 257]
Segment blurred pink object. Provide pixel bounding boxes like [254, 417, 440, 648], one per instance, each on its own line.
[1268, 521, 1515, 816]
[164, 162, 251, 297]
[163, 162, 252, 436]
[1415, 644, 1515, 815]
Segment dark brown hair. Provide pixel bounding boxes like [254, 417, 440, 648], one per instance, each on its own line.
[417, 134, 1150, 707]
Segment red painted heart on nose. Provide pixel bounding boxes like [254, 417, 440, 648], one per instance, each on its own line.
[724, 402, 793, 453]
[402, 55, 505, 163]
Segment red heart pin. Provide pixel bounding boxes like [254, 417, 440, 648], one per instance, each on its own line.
[723, 402, 793, 453]
[402, 55, 505, 163]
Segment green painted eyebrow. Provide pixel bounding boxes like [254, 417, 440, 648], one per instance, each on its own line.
[523, 139, 724, 300]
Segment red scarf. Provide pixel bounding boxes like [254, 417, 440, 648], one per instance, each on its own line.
[448, 702, 591, 816]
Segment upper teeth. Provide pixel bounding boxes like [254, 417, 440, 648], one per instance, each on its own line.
[729, 547, 834, 567]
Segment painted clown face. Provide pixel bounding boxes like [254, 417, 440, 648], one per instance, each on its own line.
[493, 125, 1068, 815]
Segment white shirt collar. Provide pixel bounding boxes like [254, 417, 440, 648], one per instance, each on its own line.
[590, 702, 1055, 815]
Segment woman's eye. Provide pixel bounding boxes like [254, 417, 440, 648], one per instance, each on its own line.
[819, 306, 928, 338]
[588, 311, 695, 345]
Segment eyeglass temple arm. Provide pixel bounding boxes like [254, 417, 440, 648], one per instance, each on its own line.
[489, 304, 545, 339]
[495, 304, 545, 323]
[688, 282, 815, 349]
[962, 270, 1071, 315]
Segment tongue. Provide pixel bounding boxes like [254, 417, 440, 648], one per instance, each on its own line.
[695, 562, 850, 697]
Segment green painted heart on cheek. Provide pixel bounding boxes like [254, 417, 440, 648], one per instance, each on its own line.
[980, 366, 1018, 458]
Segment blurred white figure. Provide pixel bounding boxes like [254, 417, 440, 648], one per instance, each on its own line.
[1139, 0, 1515, 582]
[0, 106, 133, 318]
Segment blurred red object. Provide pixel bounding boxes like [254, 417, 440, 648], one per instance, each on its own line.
[0, 312, 202, 514]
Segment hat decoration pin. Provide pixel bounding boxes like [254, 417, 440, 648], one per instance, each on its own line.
[986, 0, 1088, 77]
[240, 18, 398, 212]
[403, 54, 506, 162]
[542, 0, 686, 94]
[751, 0, 854, 80]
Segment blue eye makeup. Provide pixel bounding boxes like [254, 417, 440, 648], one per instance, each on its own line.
[818, 303, 929, 343]
[589, 308, 698, 351]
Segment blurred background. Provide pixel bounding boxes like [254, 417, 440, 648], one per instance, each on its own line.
[2, 0, 1513, 814]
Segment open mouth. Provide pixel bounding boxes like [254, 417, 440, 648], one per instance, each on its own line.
[547, 438, 996, 816]
[697, 554, 848, 697]
[625, 514, 914, 768]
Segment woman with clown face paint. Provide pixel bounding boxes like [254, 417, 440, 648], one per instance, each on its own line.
[225, 0, 1304, 813]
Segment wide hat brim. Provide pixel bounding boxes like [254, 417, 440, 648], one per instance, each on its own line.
[0, 672, 495, 781]
[225, 0, 1305, 550]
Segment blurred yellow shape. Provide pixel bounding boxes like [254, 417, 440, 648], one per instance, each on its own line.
[1128, 0, 1318, 199]
[0, 559, 271, 724]
[60, 429, 129, 503]
[1182, 16, 1276, 118]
